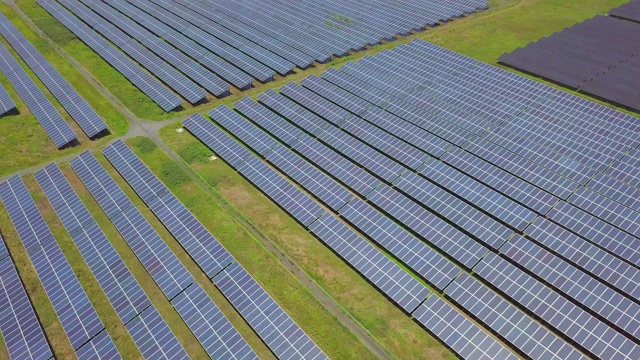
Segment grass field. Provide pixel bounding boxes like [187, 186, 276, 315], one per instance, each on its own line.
[0, 3, 129, 178]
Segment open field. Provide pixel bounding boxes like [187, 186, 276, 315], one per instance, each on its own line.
[0, 2, 128, 178]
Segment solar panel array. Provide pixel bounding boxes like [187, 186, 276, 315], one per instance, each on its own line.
[183, 112, 517, 359]
[37, 0, 487, 110]
[0, 83, 16, 116]
[609, 0, 640, 23]
[499, 14, 640, 112]
[37, 0, 182, 111]
[0, 13, 107, 138]
[0, 235, 53, 360]
[101, 139, 326, 359]
[0, 175, 120, 358]
[33, 162, 189, 359]
[69, 150, 259, 359]
[183, 38, 640, 359]
[0, 41, 76, 148]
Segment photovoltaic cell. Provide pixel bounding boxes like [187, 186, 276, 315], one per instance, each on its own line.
[0, 41, 76, 148]
[213, 262, 328, 360]
[125, 306, 191, 360]
[170, 283, 258, 360]
[0, 248, 53, 360]
[0, 83, 16, 116]
[103, 140, 168, 204]
[75, 330, 121, 360]
[0, 13, 107, 137]
[412, 295, 518, 360]
[445, 273, 588, 360]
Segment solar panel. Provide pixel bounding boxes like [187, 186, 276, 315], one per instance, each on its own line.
[547, 201, 640, 268]
[367, 184, 489, 269]
[234, 96, 306, 146]
[102, 140, 168, 204]
[238, 156, 325, 227]
[213, 262, 328, 360]
[0, 83, 16, 116]
[74, 330, 121, 360]
[445, 273, 588, 360]
[473, 252, 640, 360]
[502, 235, 640, 341]
[340, 198, 460, 290]
[34, 163, 151, 323]
[170, 283, 258, 360]
[210, 104, 281, 157]
[0, 42, 76, 148]
[37, 0, 182, 112]
[125, 306, 190, 360]
[0, 13, 107, 138]
[58, 0, 206, 104]
[587, 173, 640, 213]
[525, 217, 640, 302]
[70, 152, 194, 300]
[69, 151, 133, 219]
[568, 186, 640, 238]
[182, 114, 253, 169]
[31, 239, 107, 351]
[0, 249, 53, 360]
[412, 295, 518, 360]
[149, 192, 234, 279]
[0, 176, 56, 253]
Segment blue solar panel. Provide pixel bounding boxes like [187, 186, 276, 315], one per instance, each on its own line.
[34, 163, 151, 323]
[340, 198, 459, 290]
[149, 192, 234, 279]
[213, 262, 328, 360]
[474, 252, 640, 360]
[31, 239, 107, 351]
[547, 201, 640, 268]
[58, 0, 206, 104]
[102, 140, 168, 204]
[367, 184, 489, 269]
[412, 295, 518, 360]
[70, 152, 194, 300]
[587, 173, 640, 213]
[502, 235, 640, 341]
[569, 186, 640, 238]
[170, 283, 258, 360]
[0, 42, 76, 148]
[37, 0, 182, 112]
[525, 217, 640, 302]
[69, 151, 133, 219]
[125, 306, 190, 360]
[0, 13, 107, 138]
[238, 156, 325, 227]
[0, 249, 53, 360]
[0, 82, 16, 116]
[182, 114, 253, 169]
[234, 96, 306, 146]
[75, 330, 121, 360]
[445, 273, 588, 360]
[210, 104, 281, 157]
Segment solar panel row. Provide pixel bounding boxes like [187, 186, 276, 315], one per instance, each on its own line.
[0, 176, 119, 358]
[204, 106, 462, 291]
[0, 13, 107, 138]
[33, 163, 189, 359]
[499, 15, 640, 112]
[182, 113, 518, 359]
[69, 150, 258, 359]
[0, 83, 16, 116]
[0, 41, 76, 148]
[100, 139, 326, 359]
[0, 235, 53, 360]
[186, 37, 640, 358]
[57, 0, 206, 104]
[609, 0, 640, 23]
[37, 0, 182, 111]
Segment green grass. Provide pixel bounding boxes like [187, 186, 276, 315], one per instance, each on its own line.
[157, 129, 457, 360]
[0, 3, 129, 178]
